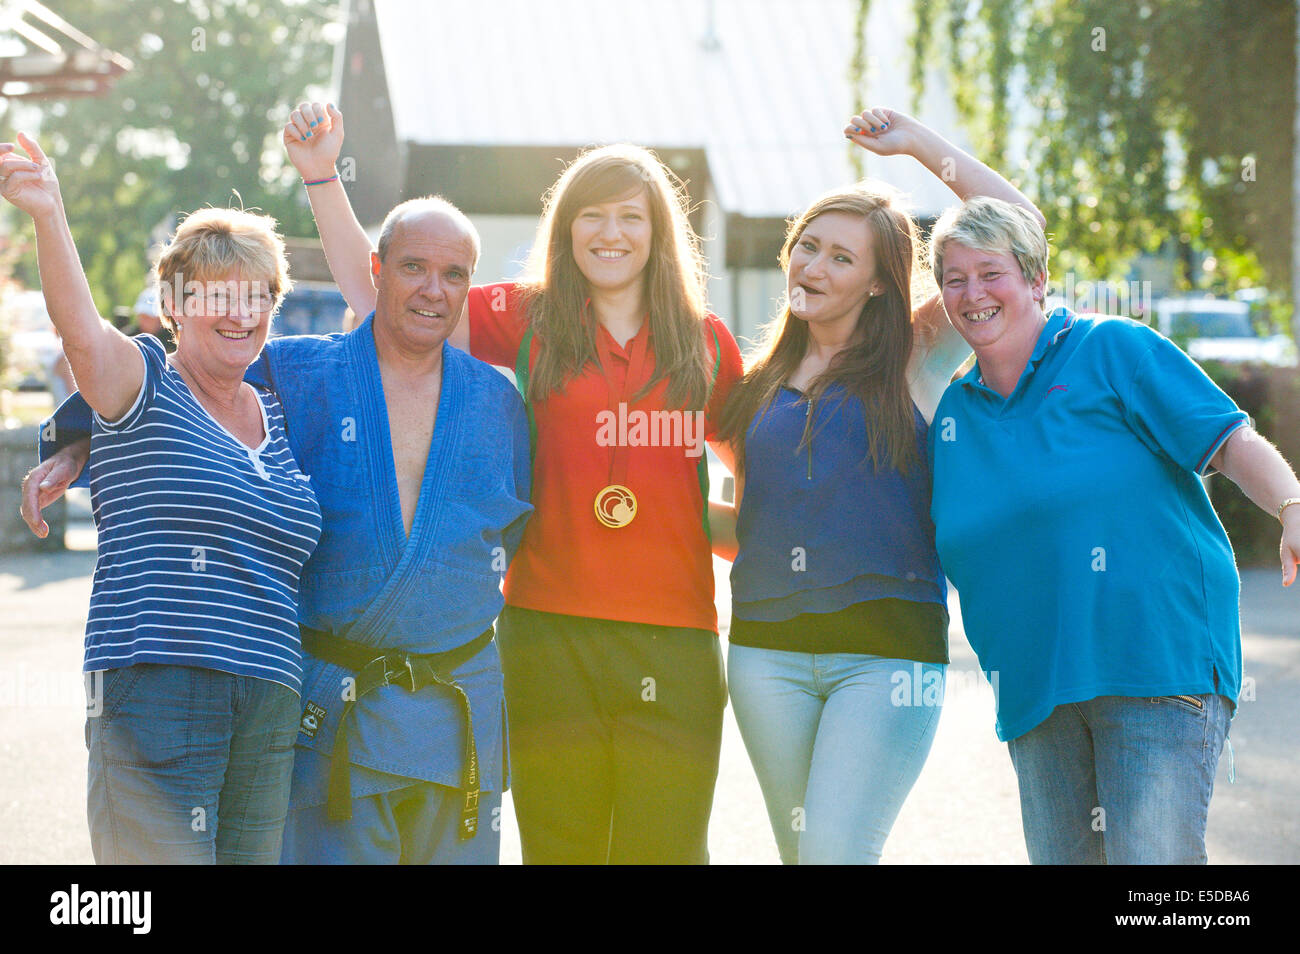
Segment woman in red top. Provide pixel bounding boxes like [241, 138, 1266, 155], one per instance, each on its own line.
[284, 103, 742, 863]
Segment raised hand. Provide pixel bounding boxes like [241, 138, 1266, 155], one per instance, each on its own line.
[0, 132, 61, 221]
[283, 101, 345, 181]
[844, 107, 926, 158]
[845, 107, 1045, 226]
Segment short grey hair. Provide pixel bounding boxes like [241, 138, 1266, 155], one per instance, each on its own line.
[929, 196, 1049, 292]
[376, 195, 480, 268]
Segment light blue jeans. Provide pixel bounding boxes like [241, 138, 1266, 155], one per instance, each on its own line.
[727, 645, 944, 864]
[1006, 693, 1232, 864]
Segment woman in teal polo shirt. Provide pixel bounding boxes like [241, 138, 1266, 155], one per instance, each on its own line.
[927, 196, 1300, 864]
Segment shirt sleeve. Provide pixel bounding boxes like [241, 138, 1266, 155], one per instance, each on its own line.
[704, 316, 745, 441]
[1119, 323, 1248, 475]
[38, 389, 93, 465]
[92, 334, 160, 433]
[466, 282, 528, 369]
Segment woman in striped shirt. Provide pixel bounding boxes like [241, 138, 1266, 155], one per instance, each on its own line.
[1, 134, 323, 864]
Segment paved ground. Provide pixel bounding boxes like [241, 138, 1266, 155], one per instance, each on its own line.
[1, 509, 1296, 864]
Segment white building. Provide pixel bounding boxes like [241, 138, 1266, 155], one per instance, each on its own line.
[335, 0, 972, 346]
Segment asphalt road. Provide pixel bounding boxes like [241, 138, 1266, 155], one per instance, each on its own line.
[1, 526, 1296, 864]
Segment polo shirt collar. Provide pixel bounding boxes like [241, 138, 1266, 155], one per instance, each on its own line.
[1029, 306, 1075, 365]
[960, 306, 1076, 391]
[585, 297, 654, 356]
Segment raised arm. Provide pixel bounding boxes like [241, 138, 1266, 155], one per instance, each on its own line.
[282, 102, 378, 318]
[845, 107, 1045, 226]
[906, 293, 970, 423]
[845, 107, 1042, 411]
[0, 134, 142, 421]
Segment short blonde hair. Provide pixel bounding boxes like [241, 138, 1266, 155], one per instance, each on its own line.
[929, 196, 1048, 292]
[155, 207, 291, 332]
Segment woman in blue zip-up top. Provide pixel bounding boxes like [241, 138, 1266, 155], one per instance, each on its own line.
[712, 107, 1044, 864]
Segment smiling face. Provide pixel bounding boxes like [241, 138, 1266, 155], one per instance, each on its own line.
[569, 188, 653, 297]
[370, 210, 475, 355]
[168, 270, 275, 381]
[939, 241, 1046, 358]
[787, 210, 882, 335]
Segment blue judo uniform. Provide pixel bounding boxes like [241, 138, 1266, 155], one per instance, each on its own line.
[43, 316, 532, 864]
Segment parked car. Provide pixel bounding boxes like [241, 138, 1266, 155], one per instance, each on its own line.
[273, 282, 350, 337]
[1, 290, 61, 391]
[1153, 296, 1297, 367]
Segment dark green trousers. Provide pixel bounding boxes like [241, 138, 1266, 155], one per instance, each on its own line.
[497, 605, 727, 864]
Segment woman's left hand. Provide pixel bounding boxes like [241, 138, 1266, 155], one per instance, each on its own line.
[0, 133, 61, 221]
[844, 107, 926, 157]
[1281, 510, 1300, 587]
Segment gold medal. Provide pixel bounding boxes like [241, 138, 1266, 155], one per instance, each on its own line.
[594, 484, 638, 528]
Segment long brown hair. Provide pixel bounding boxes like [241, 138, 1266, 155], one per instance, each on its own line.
[518, 144, 712, 410]
[717, 183, 926, 474]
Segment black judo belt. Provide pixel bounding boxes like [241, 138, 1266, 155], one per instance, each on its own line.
[300, 625, 494, 839]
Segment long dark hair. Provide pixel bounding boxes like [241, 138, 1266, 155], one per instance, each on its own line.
[717, 183, 925, 474]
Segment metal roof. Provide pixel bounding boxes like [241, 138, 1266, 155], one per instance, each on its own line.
[0, 0, 131, 99]
[372, 0, 972, 220]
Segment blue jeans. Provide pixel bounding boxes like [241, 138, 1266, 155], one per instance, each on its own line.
[1005, 694, 1232, 864]
[85, 664, 300, 864]
[727, 645, 944, 864]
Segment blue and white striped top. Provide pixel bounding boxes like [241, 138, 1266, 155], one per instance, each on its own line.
[84, 335, 323, 692]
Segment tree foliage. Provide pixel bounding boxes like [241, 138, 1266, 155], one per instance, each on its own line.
[3, 0, 338, 315]
[893, 0, 1295, 296]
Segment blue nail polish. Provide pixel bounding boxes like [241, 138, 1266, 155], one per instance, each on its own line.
[851, 126, 864, 134]
[881, 122, 889, 128]
[869, 126, 877, 132]
[305, 131, 312, 138]
[309, 120, 319, 128]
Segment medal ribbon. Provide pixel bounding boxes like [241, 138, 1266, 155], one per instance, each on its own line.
[593, 320, 651, 490]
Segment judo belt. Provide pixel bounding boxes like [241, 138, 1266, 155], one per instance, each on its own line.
[300, 626, 494, 838]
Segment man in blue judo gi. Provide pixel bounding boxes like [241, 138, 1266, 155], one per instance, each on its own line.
[29, 199, 533, 864]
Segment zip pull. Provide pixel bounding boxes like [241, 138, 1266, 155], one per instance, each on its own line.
[805, 400, 812, 480]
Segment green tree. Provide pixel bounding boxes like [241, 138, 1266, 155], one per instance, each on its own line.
[3, 0, 339, 315]
[884, 0, 1296, 331]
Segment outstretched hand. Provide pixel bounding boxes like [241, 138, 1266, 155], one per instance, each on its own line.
[283, 102, 345, 181]
[844, 107, 926, 158]
[0, 132, 61, 220]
